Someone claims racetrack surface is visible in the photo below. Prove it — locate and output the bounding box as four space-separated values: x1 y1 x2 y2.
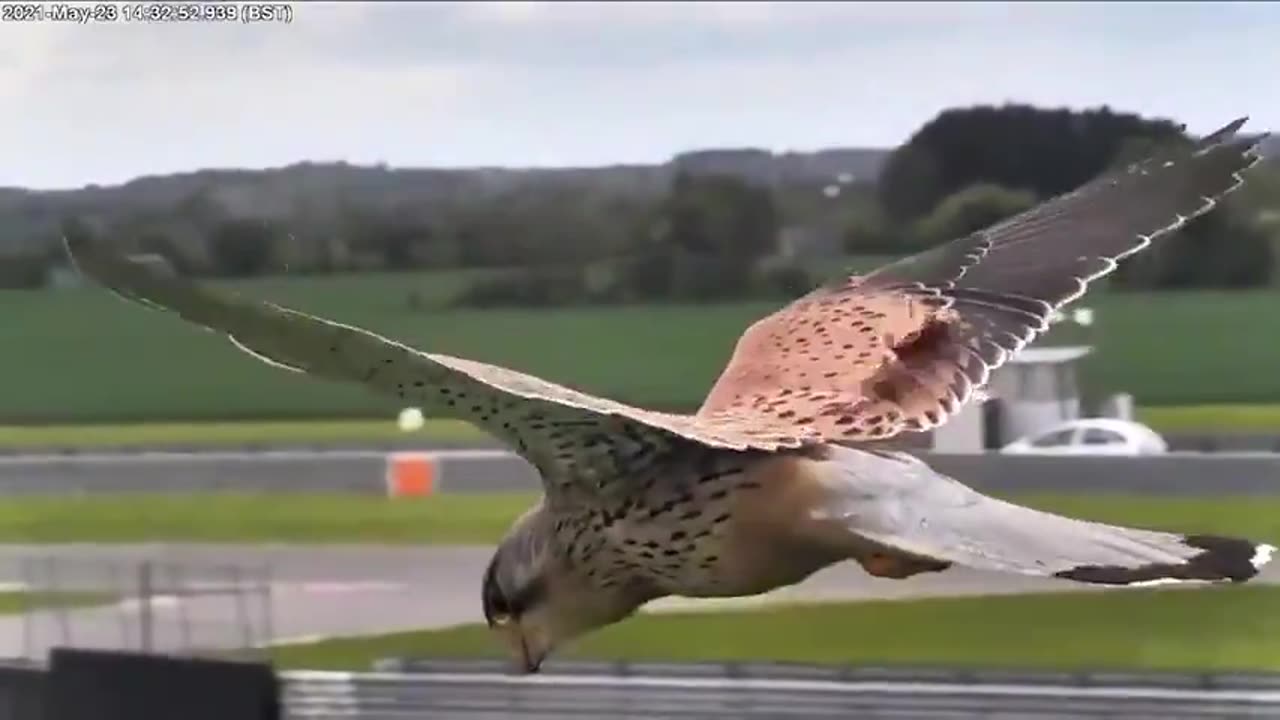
0 544 1276 660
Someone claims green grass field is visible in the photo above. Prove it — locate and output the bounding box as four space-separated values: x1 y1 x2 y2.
0 280 771 423
270 585 1280 672
6 268 1280 424
0 492 1275 546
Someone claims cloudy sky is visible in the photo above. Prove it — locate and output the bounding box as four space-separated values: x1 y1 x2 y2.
0 1 1276 189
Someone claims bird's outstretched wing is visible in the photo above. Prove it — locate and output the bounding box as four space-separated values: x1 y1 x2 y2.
698 118 1266 441
63 235 817 503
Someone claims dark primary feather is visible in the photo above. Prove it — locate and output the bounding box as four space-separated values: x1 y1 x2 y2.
1056 534 1267 585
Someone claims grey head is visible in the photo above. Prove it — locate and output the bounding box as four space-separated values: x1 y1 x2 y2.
480 502 657 673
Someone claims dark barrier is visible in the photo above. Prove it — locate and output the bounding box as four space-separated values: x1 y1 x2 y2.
281 663 1280 719
0 451 387 495
42 648 280 720
0 663 45 720
2 448 1280 498
1166 432 1280 453
8 653 1280 719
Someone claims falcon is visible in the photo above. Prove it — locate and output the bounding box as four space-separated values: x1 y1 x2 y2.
64 117 1273 673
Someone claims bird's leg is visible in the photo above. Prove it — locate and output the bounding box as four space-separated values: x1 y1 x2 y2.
848 537 951 579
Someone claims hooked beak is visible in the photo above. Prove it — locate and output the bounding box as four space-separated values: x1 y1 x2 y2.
495 618 544 674
517 637 544 674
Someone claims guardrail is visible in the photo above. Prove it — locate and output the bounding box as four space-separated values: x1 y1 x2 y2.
279 661 1280 719
1167 432 1280 453
7 656 1280 719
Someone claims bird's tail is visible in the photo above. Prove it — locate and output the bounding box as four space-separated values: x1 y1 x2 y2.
811 445 1274 586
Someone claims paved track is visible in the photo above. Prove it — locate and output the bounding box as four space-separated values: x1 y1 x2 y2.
1 544 1276 659
5 448 1280 495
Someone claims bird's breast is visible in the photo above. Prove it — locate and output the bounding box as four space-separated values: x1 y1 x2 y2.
565 448 846 598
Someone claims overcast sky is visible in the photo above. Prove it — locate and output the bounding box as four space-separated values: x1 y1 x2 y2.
0 1 1275 190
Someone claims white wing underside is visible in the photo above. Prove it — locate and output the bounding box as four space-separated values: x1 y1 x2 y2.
814 446 1272 584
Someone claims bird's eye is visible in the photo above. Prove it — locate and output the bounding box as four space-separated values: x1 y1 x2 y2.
485 592 512 626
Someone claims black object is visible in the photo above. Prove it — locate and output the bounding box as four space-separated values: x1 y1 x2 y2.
0 662 47 720
42 648 280 720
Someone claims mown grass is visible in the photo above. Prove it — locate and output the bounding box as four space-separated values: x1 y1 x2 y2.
5 402 1280 452
6 270 1280 424
0 418 489 451
271 585 1280 672
0 591 114 614
1075 290 1280 406
0 493 537 544
0 492 1274 547
1138 404 1280 433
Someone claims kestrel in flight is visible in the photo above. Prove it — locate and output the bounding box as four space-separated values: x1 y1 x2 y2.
65 117 1273 673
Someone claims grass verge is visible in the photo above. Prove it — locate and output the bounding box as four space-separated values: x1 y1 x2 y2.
1139 404 1280 434
0 591 114 614
4 401 1280 453
0 419 489 451
0 493 536 544
0 492 1274 548
270 585 1280 672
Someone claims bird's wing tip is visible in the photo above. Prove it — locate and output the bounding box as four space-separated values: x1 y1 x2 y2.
1218 116 1248 137
1197 116 1249 148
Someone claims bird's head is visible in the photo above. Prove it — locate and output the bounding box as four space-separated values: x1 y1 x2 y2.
481 504 651 674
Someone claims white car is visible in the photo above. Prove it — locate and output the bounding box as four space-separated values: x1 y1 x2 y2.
1001 418 1168 456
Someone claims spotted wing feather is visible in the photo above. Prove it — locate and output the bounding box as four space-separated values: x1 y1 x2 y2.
64 235 816 504
697 289 961 441
700 118 1266 440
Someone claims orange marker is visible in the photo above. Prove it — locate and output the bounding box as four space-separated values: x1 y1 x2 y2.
385 452 436 498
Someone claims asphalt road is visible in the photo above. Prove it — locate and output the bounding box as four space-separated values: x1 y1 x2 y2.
1 544 1277 660
4 448 1280 495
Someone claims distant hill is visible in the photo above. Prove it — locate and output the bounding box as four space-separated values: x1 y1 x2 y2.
0 147 891 256
672 147 888 186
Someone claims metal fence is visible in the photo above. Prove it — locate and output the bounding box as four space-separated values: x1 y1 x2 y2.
279 661 1280 719
1 554 274 663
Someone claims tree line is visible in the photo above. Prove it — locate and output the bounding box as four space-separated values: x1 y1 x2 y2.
2 103 1276 299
